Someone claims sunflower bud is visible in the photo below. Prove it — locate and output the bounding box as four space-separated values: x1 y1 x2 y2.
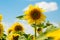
37 28 42 34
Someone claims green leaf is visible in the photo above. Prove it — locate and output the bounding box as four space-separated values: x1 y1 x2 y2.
1 37 6 40
3 34 7 37
16 15 24 20
44 25 59 34
18 36 26 40
46 21 52 26
37 23 46 28
45 37 54 40
31 24 36 28
23 34 28 38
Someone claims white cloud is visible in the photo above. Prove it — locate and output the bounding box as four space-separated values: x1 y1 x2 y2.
50 22 59 27
19 20 34 35
23 2 58 12
36 2 58 12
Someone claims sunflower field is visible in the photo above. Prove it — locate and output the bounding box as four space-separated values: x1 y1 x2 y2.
0 5 60 40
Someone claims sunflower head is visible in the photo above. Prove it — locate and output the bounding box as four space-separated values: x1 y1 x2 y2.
0 14 3 22
7 33 20 40
12 34 20 40
12 22 24 32
24 5 46 24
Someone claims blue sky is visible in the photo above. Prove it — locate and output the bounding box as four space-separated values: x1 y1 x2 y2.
0 0 60 23
0 0 60 34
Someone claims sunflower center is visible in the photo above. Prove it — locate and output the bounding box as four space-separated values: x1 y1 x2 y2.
14 25 23 31
13 36 19 40
30 9 41 20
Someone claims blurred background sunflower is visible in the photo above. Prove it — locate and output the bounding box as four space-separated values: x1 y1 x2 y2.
0 14 3 22
0 24 4 38
8 22 24 33
7 33 20 40
7 28 13 34
46 29 60 40
0 14 4 38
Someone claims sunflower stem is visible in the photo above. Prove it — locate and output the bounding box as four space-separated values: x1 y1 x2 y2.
35 26 36 40
35 21 37 40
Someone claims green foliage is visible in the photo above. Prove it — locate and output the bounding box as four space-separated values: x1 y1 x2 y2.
45 37 54 40
1 16 60 40
37 23 46 28
1 34 7 40
16 15 24 20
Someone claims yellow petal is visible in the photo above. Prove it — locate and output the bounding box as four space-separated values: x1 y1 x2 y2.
0 14 3 21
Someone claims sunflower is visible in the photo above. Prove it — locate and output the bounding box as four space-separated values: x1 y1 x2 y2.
0 23 4 38
24 5 46 24
7 28 13 34
11 22 24 32
37 27 42 34
46 29 60 40
30 35 35 40
0 14 3 22
7 33 20 40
